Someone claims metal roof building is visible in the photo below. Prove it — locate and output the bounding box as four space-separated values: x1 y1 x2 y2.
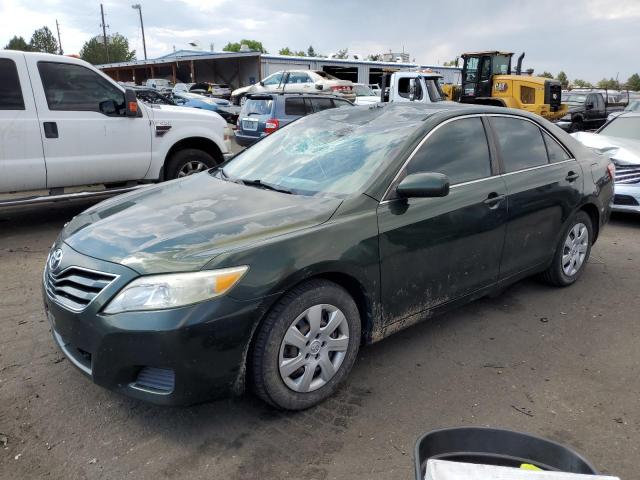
97 50 461 88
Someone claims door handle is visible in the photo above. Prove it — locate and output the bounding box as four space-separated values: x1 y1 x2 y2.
43 122 58 139
565 171 580 182
483 192 505 208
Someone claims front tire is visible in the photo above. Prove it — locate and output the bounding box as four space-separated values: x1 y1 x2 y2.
251 280 361 410
542 211 593 287
165 149 216 180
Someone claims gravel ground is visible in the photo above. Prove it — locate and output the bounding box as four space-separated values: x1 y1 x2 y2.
0 200 638 480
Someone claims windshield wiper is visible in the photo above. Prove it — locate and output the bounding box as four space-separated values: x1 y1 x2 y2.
239 179 293 194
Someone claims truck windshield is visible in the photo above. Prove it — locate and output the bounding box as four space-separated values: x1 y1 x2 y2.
221 109 411 197
599 116 640 141
563 94 587 104
425 79 444 102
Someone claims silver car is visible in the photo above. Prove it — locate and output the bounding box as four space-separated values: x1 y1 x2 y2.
572 112 640 213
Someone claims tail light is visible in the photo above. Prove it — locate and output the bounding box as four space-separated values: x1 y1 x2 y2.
223 125 231 141
331 85 352 93
265 118 279 134
607 162 615 180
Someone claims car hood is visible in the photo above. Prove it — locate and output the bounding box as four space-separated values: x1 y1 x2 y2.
571 131 640 165
147 103 225 125
62 174 342 274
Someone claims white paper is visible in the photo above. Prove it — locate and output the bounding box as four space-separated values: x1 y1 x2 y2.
425 459 620 480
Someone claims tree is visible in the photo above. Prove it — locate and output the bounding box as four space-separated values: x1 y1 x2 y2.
294 50 306 57
307 45 317 57
367 53 383 61
443 58 459 67
625 73 640 91
222 39 266 53
556 71 569 89
573 79 593 88
597 77 620 90
80 33 136 65
4 35 30 51
539 71 554 79
278 46 292 55
29 26 58 54
333 48 348 59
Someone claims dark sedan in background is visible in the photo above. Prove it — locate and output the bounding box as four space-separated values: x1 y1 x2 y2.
43 103 613 410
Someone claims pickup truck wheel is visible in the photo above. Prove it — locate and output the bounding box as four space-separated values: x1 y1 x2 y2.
166 149 215 179
251 279 361 410
569 119 584 133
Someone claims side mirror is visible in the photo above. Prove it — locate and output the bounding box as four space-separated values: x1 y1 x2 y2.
315 81 323 90
585 102 594 110
259 81 265 86
125 88 139 117
396 173 450 198
99 99 117 115
409 79 416 101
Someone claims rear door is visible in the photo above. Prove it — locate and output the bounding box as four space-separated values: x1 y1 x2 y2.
0 54 46 193
489 115 582 279
377 116 508 323
26 59 151 188
284 72 314 94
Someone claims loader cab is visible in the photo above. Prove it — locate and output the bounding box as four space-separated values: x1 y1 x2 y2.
461 51 513 102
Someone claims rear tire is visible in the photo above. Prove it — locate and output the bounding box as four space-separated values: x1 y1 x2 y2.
165 149 216 180
251 280 361 410
542 211 593 287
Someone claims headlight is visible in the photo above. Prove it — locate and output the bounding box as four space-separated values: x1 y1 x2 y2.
103 266 248 314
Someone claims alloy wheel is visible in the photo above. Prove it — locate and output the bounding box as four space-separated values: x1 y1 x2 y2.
178 160 209 177
562 222 589 277
278 304 349 393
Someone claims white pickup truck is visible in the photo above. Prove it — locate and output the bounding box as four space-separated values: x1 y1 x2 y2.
0 51 231 207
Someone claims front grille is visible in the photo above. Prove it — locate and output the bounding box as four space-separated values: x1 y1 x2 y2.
132 367 175 394
614 194 639 206
615 165 640 184
45 266 117 312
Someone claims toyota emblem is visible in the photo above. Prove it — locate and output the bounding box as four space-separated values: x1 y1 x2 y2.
49 248 64 271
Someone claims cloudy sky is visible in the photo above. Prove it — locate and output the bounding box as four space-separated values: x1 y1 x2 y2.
1 0 638 82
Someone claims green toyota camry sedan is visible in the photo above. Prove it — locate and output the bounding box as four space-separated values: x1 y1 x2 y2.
43 103 614 410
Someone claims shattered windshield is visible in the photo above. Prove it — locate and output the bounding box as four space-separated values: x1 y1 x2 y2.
222 109 411 196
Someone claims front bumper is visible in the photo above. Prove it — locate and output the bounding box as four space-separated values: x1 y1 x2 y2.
43 245 263 406
612 183 640 213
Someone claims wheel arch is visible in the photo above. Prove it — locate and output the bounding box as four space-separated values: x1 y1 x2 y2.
163 137 224 180
579 202 601 244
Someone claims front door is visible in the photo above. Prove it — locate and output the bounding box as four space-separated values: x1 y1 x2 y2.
477 55 493 98
377 116 508 324
27 60 152 188
488 115 583 279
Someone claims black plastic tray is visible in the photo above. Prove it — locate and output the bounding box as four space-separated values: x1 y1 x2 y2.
414 427 598 479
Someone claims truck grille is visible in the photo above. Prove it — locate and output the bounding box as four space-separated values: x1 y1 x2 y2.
44 266 117 312
615 165 640 184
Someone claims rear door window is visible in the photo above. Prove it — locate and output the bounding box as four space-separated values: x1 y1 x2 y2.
406 117 492 184
309 98 334 112
542 131 571 163
284 97 309 116
490 117 548 172
0 58 25 110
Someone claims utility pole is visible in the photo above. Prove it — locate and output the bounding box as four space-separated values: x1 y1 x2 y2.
55 19 63 55
100 3 109 63
131 4 147 60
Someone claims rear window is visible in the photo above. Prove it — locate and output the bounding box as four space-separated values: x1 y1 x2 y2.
0 58 25 110
309 98 334 112
315 71 339 80
242 98 273 116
